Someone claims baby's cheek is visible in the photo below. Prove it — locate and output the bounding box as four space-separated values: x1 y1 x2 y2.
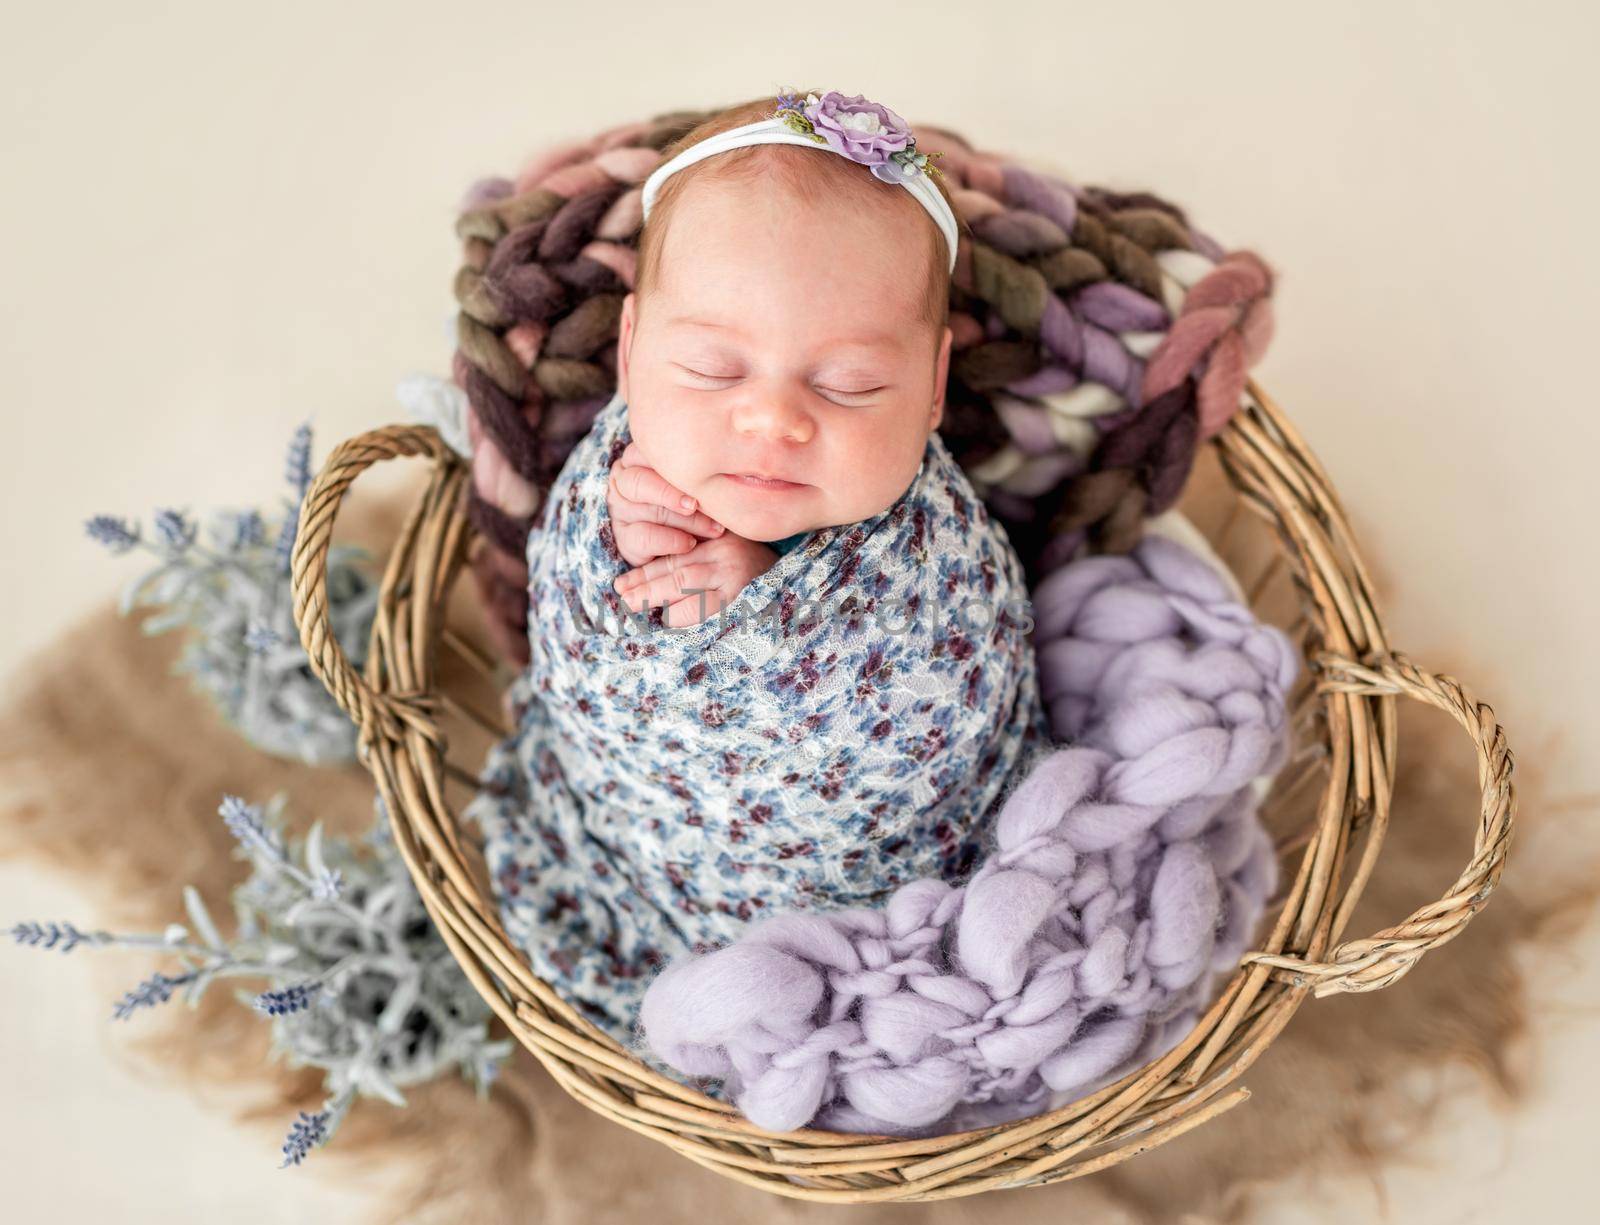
630 415 705 499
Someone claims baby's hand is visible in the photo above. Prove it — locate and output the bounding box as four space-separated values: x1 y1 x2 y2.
606 442 724 568
613 533 779 629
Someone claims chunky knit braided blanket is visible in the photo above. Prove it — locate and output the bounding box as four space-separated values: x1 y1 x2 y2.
449 112 1276 672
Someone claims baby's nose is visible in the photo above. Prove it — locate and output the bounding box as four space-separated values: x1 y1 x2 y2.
731 395 814 443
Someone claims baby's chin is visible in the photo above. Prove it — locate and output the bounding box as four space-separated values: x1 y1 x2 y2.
696 475 820 543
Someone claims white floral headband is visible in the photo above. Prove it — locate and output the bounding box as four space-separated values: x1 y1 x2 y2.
639 88 959 274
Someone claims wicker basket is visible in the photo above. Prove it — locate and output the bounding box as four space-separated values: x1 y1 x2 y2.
289 376 1515 1202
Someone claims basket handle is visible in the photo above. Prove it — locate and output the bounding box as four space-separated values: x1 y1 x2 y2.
1240 649 1515 997
289 423 462 756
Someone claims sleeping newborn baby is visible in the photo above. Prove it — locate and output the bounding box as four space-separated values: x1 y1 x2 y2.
464 90 1053 1047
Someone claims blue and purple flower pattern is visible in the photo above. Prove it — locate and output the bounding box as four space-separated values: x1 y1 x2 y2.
462 389 1052 1048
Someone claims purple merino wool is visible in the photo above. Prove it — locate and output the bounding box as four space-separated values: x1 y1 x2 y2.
633 533 1299 1135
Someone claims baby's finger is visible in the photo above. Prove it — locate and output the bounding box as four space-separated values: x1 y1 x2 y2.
610 460 701 517
613 559 713 610
663 584 740 628
615 519 697 565
616 540 710 586
609 478 725 539
615 440 651 470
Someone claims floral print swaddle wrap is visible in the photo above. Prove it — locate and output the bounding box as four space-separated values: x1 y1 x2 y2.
464 389 1053 1047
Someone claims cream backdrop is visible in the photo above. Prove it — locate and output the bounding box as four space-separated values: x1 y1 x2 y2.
2 1 1596 1220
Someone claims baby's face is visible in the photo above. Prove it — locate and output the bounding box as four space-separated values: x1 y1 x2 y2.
616 178 953 545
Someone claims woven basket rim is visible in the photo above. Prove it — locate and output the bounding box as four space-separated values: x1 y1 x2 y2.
288 375 1516 1201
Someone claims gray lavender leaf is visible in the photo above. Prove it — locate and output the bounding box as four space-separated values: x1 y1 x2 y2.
89 420 381 766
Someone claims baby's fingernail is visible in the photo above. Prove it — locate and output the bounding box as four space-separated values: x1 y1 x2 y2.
711 523 724 534
680 495 695 511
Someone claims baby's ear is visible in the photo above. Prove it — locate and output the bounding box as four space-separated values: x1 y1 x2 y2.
617 293 637 401
929 325 953 431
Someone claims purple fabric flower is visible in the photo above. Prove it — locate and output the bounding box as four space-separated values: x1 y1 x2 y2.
802 91 912 174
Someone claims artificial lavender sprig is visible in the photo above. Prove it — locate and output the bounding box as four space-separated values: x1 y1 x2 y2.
276 418 313 578
254 980 323 1017
10 920 112 954
229 508 266 552
9 789 514 1168
280 1106 330 1167
114 970 202 1021
220 793 288 862
153 508 198 555
219 796 367 933
273 507 300 578
278 1086 356 1169
284 420 313 503
82 419 380 766
85 515 140 554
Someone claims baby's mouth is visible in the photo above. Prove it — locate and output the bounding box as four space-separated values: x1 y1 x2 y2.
723 472 808 491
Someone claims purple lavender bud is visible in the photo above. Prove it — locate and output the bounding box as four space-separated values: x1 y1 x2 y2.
219 794 286 860
84 515 141 554
112 969 199 1021
253 980 323 1017
274 503 300 577
152 507 198 554
279 1108 330 1168
11 919 107 953
284 421 313 501
229 509 266 552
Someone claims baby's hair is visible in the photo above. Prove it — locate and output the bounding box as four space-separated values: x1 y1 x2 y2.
634 90 960 352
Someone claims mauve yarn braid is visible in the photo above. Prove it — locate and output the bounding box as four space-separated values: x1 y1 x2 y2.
449 108 1276 666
